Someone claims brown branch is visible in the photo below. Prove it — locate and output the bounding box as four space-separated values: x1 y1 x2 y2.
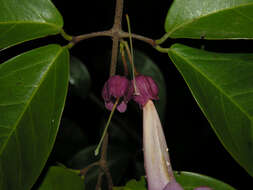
120 44 129 75
95 172 104 190
79 162 99 177
121 31 156 47
113 0 124 30
109 0 124 76
110 37 120 76
71 30 156 48
79 134 113 190
121 40 138 75
100 133 109 160
99 133 113 190
72 31 112 43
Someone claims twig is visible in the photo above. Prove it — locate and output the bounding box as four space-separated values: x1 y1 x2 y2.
95 172 104 190
79 162 99 177
72 31 112 43
79 134 113 190
121 40 138 75
70 30 156 48
120 43 129 75
121 31 156 47
110 37 120 76
99 133 113 190
113 0 124 30
109 0 124 76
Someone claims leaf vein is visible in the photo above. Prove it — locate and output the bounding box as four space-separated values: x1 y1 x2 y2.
0 47 63 157
167 3 253 37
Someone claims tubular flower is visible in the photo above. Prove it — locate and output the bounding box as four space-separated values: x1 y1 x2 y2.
143 100 184 190
138 76 213 190
102 75 130 113
130 75 159 107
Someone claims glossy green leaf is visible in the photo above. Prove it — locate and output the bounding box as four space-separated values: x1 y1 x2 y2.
0 45 69 189
165 0 253 39
113 177 146 190
114 172 234 190
123 177 146 190
175 171 235 190
69 56 91 99
0 0 63 49
39 166 84 190
168 44 253 177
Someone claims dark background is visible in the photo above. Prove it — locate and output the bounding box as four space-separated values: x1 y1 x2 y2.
24 0 253 189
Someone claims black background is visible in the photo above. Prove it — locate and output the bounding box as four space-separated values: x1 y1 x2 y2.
20 0 253 189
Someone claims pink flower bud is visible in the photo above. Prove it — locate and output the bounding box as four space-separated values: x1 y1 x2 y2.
130 75 159 107
102 75 130 113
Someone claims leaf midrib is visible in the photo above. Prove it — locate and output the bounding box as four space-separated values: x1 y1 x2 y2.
169 48 252 175
0 47 63 156
170 48 253 121
167 3 253 37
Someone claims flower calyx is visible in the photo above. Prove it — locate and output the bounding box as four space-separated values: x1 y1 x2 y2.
130 75 159 107
102 75 131 113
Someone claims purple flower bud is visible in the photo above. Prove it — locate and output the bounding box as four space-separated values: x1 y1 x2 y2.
130 75 159 107
102 75 130 113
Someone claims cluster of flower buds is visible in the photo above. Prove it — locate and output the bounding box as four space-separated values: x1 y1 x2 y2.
102 75 159 111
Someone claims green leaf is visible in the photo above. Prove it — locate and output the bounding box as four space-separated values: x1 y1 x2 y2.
114 172 235 190
168 44 253 177
69 56 91 99
0 0 63 49
124 177 146 190
165 0 253 39
175 171 235 190
0 44 69 189
114 177 146 190
39 166 84 190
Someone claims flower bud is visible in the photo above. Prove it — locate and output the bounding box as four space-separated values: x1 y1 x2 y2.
130 75 159 107
143 100 181 190
102 75 130 113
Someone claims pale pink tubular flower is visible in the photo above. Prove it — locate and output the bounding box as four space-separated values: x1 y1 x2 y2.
129 75 183 190
143 100 184 190
132 75 212 190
